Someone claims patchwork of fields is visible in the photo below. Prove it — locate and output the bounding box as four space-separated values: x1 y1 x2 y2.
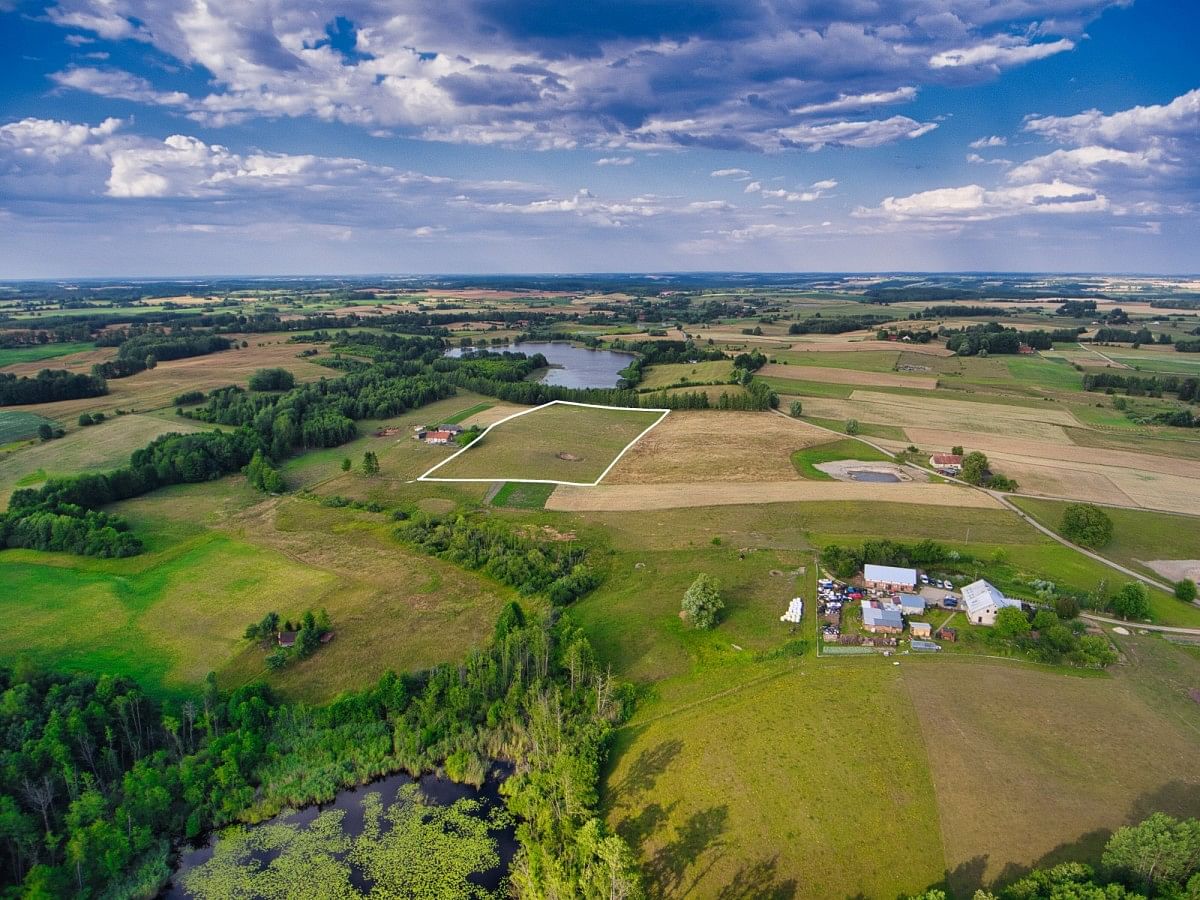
4 302 1200 898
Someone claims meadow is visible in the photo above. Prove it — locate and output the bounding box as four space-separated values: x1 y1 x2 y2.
638 360 733 389
424 402 666 484
0 341 96 366
0 413 206 503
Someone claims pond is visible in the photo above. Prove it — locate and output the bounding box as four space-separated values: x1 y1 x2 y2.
167 769 516 899
848 470 902 483
446 341 634 389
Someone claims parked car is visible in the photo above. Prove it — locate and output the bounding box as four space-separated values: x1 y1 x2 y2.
920 574 930 585
944 597 958 608
941 580 953 590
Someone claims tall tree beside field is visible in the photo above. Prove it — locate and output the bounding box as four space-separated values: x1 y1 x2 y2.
1102 813 1200 895
1110 582 1151 621
682 574 724 629
1060 503 1114 549
361 450 380 476
959 451 989 485
789 400 803 418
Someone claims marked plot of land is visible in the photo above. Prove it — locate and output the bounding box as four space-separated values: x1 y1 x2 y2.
422 401 667 484
606 410 830 484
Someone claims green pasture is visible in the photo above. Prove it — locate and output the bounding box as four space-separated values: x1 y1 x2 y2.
0 341 96 367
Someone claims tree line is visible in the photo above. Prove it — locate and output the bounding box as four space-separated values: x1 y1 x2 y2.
788 315 889 335
1084 371 1198 401
0 369 107 405
1 429 261 556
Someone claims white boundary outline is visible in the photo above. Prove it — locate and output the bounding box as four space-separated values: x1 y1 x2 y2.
417 399 670 487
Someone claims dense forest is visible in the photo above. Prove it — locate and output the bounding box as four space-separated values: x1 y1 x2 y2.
0 607 643 898
0 369 107 405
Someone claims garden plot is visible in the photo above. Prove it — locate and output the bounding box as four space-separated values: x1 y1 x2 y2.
605 411 829 484
420 401 667 486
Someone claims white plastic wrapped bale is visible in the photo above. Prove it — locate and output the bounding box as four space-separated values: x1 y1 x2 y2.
781 597 804 623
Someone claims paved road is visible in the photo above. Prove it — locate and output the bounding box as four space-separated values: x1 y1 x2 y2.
991 491 1174 593
1082 613 1200 636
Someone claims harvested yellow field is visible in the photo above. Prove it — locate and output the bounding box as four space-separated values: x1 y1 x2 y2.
1103 470 1200 515
802 392 1076 442
988 459 1137 505
758 363 938 390
546 480 1000 511
786 339 954 356
18 336 330 422
605 411 829 483
904 428 1199 477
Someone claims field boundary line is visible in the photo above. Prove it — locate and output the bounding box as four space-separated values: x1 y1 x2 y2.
416 399 670 487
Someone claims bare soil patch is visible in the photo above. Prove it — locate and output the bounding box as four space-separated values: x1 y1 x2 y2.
814 460 924 482
546 480 999 511
1143 560 1200 583
605 411 829 484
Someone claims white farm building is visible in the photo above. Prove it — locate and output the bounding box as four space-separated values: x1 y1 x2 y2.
961 579 1022 626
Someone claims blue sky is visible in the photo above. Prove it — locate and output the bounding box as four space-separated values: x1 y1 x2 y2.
0 0 1196 276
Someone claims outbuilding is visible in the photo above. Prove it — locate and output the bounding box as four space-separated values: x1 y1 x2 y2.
909 621 932 638
863 564 918 592
895 592 926 616
861 601 903 634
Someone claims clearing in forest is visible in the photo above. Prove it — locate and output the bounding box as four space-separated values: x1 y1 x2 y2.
419 400 668 486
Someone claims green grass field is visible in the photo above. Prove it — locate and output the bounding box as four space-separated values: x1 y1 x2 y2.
604 662 944 898
799 415 907 441
1012 497 1200 582
491 481 555 509
790 436 893 479
426 402 664 483
0 479 519 702
770 349 901 371
638 361 734 389
0 341 96 367
0 413 206 502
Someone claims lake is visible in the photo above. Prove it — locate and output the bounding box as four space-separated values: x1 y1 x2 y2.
166 769 516 898
446 341 634 389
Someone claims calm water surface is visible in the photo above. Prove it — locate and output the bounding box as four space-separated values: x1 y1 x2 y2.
445 341 633 388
